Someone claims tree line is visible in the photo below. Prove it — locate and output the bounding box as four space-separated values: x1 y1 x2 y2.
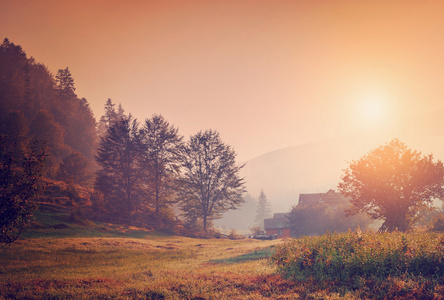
94 102 246 232
0 38 97 183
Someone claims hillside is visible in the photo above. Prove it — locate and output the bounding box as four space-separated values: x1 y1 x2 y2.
216 113 444 231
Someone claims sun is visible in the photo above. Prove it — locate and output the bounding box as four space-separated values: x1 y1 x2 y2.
357 90 390 128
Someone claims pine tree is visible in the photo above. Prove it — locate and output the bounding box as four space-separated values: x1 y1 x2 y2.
255 190 272 229
55 67 76 101
140 115 183 225
97 99 126 137
95 116 142 220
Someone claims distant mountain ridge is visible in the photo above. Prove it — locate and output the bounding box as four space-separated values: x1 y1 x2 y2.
242 124 444 213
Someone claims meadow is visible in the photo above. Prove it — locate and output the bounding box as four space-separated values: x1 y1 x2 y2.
0 229 285 299
2 225 444 299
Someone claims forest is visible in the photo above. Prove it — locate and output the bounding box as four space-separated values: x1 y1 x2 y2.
0 38 246 243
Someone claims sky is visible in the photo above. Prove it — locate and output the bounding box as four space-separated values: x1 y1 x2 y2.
2 0 444 161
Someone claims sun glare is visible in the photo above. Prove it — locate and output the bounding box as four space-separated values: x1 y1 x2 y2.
357 90 390 128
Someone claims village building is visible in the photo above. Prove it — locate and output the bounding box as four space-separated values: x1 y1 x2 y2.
263 189 348 238
263 213 291 238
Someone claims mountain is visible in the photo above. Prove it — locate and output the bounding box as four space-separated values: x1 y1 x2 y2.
243 132 444 213
216 112 444 232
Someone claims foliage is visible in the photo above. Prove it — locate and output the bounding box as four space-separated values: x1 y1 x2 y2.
272 231 444 285
55 67 76 101
338 139 444 232
177 130 246 232
139 114 183 225
429 210 444 232
0 38 97 181
95 116 143 220
249 225 262 236
0 136 47 243
56 151 94 186
255 190 272 229
288 202 371 237
97 98 126 137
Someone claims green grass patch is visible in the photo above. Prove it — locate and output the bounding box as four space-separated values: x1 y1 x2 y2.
211 246 275 264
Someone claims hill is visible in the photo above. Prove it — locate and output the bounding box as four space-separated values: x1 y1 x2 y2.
216 113 444 231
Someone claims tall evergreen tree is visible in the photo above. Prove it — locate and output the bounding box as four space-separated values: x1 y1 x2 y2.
95 116 142 220
97 99 126 137
255 190 272 229
140 115 183 224
55 67 76 101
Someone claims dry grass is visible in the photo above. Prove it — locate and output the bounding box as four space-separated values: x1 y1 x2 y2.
1 235 294 299
3 232 443 299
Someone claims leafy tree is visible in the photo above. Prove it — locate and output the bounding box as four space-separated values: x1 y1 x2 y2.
0 111 30 163
56 151 93 186
338 139 444 232
177 130 246 232
95 116 142 220
139 114 183 225
29 109 70 177
0 136 47 243
255 190 272 229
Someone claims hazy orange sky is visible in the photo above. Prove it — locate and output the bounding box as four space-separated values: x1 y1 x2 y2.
3 0 444 161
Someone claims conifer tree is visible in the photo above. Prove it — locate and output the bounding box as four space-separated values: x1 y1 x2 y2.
95 116 142 220
255 190 272 229
140 115 183 225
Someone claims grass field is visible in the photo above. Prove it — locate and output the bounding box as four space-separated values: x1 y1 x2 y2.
1 233 286 299
2 207 444 299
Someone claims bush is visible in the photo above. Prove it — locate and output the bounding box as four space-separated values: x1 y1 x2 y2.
228 229 244 240
271 231 444 283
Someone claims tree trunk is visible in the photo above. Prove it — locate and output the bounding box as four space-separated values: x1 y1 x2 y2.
379 208 409 232
203 214 207 232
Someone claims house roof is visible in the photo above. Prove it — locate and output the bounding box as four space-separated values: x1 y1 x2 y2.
264 190 349 231
298 189 348 206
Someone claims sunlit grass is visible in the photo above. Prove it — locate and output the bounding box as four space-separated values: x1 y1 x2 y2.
0 236 284 299
3 231 444 299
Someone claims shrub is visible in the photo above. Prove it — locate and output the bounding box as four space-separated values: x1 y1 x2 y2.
271 231 444 283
